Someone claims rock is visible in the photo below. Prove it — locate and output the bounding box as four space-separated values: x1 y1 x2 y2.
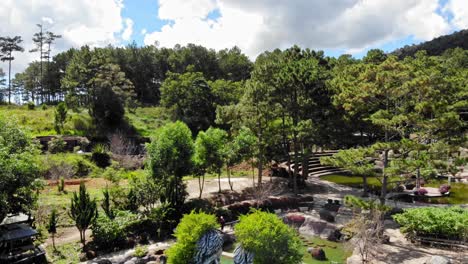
96 260 112 264
306 247 314 254
124 260 136 264
310 247 326 261
86 250 97 260
319 209 335 222
327 228 342 242
425 256 451 264
79 252 88 262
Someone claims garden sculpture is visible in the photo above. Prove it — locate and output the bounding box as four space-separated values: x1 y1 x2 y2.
193 229 224 264
233 244 254 264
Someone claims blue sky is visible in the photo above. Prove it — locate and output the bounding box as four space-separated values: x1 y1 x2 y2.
0 0 467 73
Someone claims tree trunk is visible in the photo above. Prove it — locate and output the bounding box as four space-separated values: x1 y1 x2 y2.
292 132 299 195
251 162 255 188
198 174 205 199
52 233 56 251
380 148 389 205
362 175 369 197
227 166 233 191
218 170 221 193
301 147 309 185
257 157 263 186
8 59 12 104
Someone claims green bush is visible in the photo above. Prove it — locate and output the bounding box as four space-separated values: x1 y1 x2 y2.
92 144 111 168
70 114 93 134
48 137 67 153
234 210 304 264
27 101 35 110
393 207 468 240
166 211 219 264
133 245 148 258
91 210 139 249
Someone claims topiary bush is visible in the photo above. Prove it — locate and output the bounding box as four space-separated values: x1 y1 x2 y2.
234 210 304 264
166 211 219 264
439 184 451 194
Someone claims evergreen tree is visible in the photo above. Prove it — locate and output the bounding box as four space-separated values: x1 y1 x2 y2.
69 182 98 248
0 36 24 104
47 208 58 251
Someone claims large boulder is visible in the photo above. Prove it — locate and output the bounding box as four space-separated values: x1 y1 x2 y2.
425 256 451 264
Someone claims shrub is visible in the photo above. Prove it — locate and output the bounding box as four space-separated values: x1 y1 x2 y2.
150 203 177 239
91 144 111 168
439 184 451 194
133 245 148 258
166 211 219 264
393 207 468 240
57 177 65 193
27 101 35 110
48 137 66 154
414 188 428 196
234 210 303 264
91 210 139 249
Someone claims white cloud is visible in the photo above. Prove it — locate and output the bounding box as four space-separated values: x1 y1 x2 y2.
444 0 468 29
0 0 130 73
141 28 147 35
145 0 453 58
122 18 134 41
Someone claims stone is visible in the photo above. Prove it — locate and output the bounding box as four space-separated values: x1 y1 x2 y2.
124 260 136 264
425 256 451 264
86 250 97 260
310 247 326 261
79 252 87 262
96 260 112 264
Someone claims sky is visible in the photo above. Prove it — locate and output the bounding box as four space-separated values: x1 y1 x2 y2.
1 0 468 74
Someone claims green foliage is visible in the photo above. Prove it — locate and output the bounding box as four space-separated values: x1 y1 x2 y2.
128 174 160 214
393 207 468 240
150 203 177 239
54 102 68 134
47 208 58 235
48 136 66 153
40 153 98 178
166 211 219 264
27 101 35 110
91 144 111 168
234 210 304 264
0 118 39 222
161 71 215 133
133 245 148 258
69 182 98 247
101 186 114 219
91 210 139 249
57 177 65 193
147 121 193 209
343 195 390 212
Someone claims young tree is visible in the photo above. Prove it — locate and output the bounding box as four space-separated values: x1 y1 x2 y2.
54 102 67 134
0 36 24 104
101 186 114 219
47 208 58 251
194 127 228 194
147 121 193 209
69 182 98 248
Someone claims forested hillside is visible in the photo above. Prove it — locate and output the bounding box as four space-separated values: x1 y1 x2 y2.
392 29 468 58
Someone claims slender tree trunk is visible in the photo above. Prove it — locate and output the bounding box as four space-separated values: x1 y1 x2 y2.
380 148 389 205
292 129 299 195
8 58 12 104
227 166 233 191
362 174 369 197
218 170 221 193
251 162 255 188
52 233 56 251
198 174 205 199
301 147 309 185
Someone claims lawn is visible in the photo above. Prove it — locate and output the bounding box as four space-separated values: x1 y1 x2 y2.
126 106 171 137
320 174 401 189
45 241 82 264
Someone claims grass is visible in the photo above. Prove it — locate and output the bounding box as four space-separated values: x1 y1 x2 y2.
220 237 350 264
45 241 82 264
321 174 468 204
126 107 172 137
0 104 92 136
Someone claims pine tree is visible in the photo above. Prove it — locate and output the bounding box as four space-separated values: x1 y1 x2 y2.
69 182 98 248
47 208 58 251
0 36 24 104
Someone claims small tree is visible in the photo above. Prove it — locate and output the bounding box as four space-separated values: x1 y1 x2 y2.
166 211 220 264
69 182 98 248
194 127 228 194
234 210 304 264
47 208 58 251
54 102 68 134
101 186 114 219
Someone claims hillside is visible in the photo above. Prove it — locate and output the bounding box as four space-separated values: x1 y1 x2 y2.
392 29 468 58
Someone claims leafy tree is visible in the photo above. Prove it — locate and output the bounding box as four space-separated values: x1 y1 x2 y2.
128 174 160 215
227 127 257 190
69 182 98 248
0 36 24 104
47 208 58 251
234 210 303 264
166 211 220 264
160 71 215 133
321 148 375 196
147 121 193 209
54 102 68 134
194 127 228 195
0 118 40 223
